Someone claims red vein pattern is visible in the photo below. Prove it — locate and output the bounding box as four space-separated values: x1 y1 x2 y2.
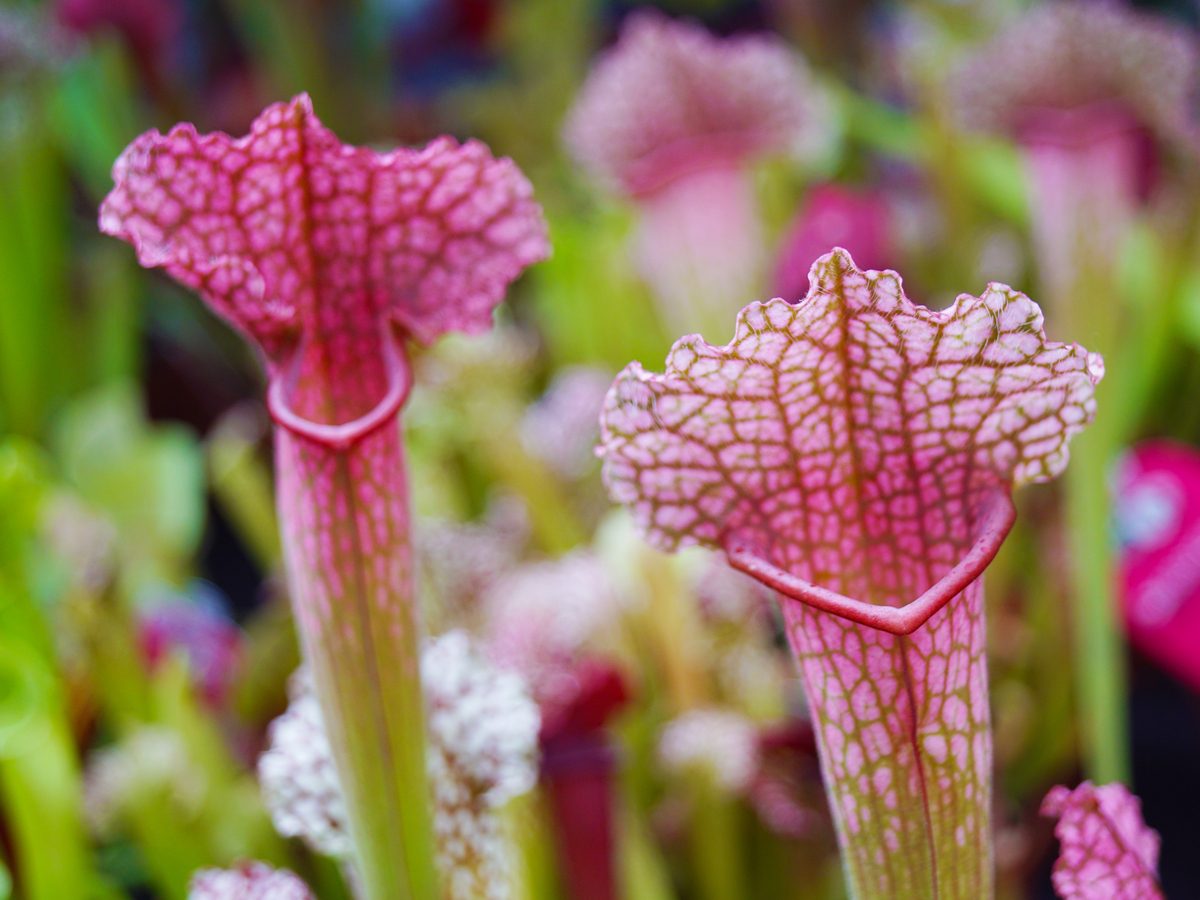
100 94 547 421
100 95 548 900
1041 781 1163 900
599 249 1102 898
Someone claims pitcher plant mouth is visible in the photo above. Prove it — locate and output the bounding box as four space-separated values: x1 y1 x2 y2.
725 491 1016 636
267 329 412 451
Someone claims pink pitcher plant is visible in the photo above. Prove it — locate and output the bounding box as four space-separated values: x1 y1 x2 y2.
565 11 821 337
599 248 1103 896
100 95 548 899
953 1 1198 314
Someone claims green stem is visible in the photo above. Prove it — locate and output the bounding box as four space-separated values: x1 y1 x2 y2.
689 775 742 900
0 452 91 900
1063 400 1129 783
484 439 585 554
1062 230 1130 784
274 406 437 899
207 405 282 570
0 642 90 900
0 94 70 436
616 797 673 900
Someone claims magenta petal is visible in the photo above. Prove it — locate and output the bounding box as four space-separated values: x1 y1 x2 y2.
599 248 1102 896
1117 441 1200 693
565 11 817 197
1041 782 1163 900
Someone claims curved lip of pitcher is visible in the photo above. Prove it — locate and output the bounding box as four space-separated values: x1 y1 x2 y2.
266 329 412 451
723 490 1017 636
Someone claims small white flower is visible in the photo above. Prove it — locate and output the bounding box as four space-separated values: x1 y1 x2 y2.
659 708 760 794
258 632 540 899
189 862 313 900
423 630 541 900
257 670 353 859
84 728 204 837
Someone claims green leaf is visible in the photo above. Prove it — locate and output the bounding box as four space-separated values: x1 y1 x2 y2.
49 39 141 199
0 88 71 436
530 210 669 371
52 384 205 588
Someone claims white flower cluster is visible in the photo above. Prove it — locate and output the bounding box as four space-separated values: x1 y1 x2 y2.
84 728 204 837
424 630 541 900
257 670 353 859
422 630 540 806
658 708 760 794
258 632 539 899
188 862 313 900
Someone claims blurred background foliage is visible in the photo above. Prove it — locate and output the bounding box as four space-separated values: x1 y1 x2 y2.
1 0 1199 897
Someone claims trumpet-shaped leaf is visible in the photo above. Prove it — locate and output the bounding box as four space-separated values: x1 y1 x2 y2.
951 4 1197 309
599 249 1102 897
101 95 548 900
1041 781 1162 900
564 12 823 336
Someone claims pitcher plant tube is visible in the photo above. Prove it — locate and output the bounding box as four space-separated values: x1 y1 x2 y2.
100 94 549 900
599 249 1102 898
